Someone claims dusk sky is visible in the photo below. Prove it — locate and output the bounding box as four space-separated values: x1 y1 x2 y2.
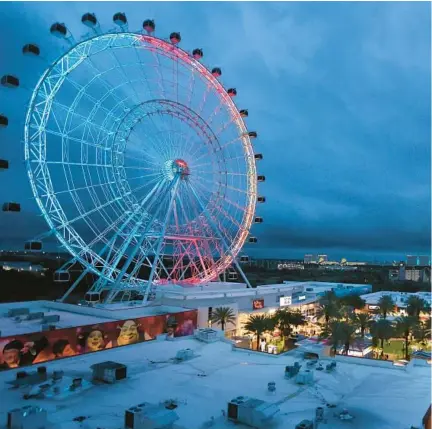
0 1 430 262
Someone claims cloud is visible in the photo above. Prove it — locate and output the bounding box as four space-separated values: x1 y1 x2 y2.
0 2 430 262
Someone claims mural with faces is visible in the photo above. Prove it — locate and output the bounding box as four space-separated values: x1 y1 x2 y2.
0 310 198 371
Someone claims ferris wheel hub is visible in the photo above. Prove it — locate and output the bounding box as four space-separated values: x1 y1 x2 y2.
163 159 190 181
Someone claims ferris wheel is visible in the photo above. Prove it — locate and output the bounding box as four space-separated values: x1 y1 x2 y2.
2 12 266 303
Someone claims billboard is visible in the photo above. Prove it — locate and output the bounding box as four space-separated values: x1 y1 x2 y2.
0 310 197 371
252 299 264 310
279 296 292 306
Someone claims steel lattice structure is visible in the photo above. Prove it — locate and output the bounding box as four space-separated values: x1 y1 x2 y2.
24 28 260 303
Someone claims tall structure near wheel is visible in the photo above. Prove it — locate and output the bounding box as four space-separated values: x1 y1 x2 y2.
2 12 267 304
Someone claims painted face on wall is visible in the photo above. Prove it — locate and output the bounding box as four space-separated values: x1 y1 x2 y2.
86 330 105 351
3 349 20 367
117 320 139 345
60 344 75 357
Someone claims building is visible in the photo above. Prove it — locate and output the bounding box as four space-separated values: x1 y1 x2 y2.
277 262 304 270
304 254 318 264
407 255 418 266
318 255 328 263
407 255 431 267
394 265 430 283
405 268 429 282
158 281 372 338
360 291 432 318
388 269 400 282
419 255 431 266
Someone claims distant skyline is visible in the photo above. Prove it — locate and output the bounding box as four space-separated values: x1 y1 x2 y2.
0 1 430 261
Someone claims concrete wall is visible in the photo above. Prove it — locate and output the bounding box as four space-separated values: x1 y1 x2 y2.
412 358 431 367
332 355 406 370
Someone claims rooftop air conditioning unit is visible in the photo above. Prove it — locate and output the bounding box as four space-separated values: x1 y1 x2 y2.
125 402 179 429
7 405 47 429
227 396 279 428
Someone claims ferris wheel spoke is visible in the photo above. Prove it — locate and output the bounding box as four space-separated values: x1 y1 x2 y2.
104 178 167 281
193 240 212 279
189 160 214 169
123 151 160 166
107 49 142 105
129 173 162 196
127 173 163 185
186 181 235 247
122 165 159 171
187 181 252 287
140 177 181 301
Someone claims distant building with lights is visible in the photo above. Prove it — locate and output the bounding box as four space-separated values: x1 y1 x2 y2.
406 255 431 267
418 255 431 266
388 265 430 283
304 254 318 264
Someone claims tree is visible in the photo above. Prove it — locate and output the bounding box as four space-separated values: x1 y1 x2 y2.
370 319 394 350
211 307 236 331
413 321 431 346
406 296 429 319
243 315 270 350
377 295 395 319
272 309 306 348
352 312 374 338
339 321 357 355
324 320 356 356
316 291 340 327
395 316 417 360
339 295 366 311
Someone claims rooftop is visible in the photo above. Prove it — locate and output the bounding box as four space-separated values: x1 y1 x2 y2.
0 338 428 429
361 291 432 306
0 301 190 338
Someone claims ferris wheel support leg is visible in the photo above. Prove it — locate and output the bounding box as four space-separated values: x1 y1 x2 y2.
60 205 148 303
187 182 253 289
102 179 165 286
142 178 182 304
59 264 92 303
105 177 181 304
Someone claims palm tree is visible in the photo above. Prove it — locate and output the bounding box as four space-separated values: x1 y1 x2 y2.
377 295 395 319
339 295 366 311
243 314 270 350
340 321 357 355
370 319 394 350
325 320 355 356
211 307 236 331
273 309 306 348
413 321 431 346
316 291 340 327
406 296 429 319
352 312 374 338
395 316 417 360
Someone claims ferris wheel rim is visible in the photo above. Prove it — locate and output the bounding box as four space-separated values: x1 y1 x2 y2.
24 30 257 286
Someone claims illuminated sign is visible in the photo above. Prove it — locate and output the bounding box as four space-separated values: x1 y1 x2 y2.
298 295 306 301
279 296 292 306
253 299 264 310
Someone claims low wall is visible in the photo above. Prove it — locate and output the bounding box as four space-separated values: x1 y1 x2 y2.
232 345 281 358
412 358 431 367
332 355 406 370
